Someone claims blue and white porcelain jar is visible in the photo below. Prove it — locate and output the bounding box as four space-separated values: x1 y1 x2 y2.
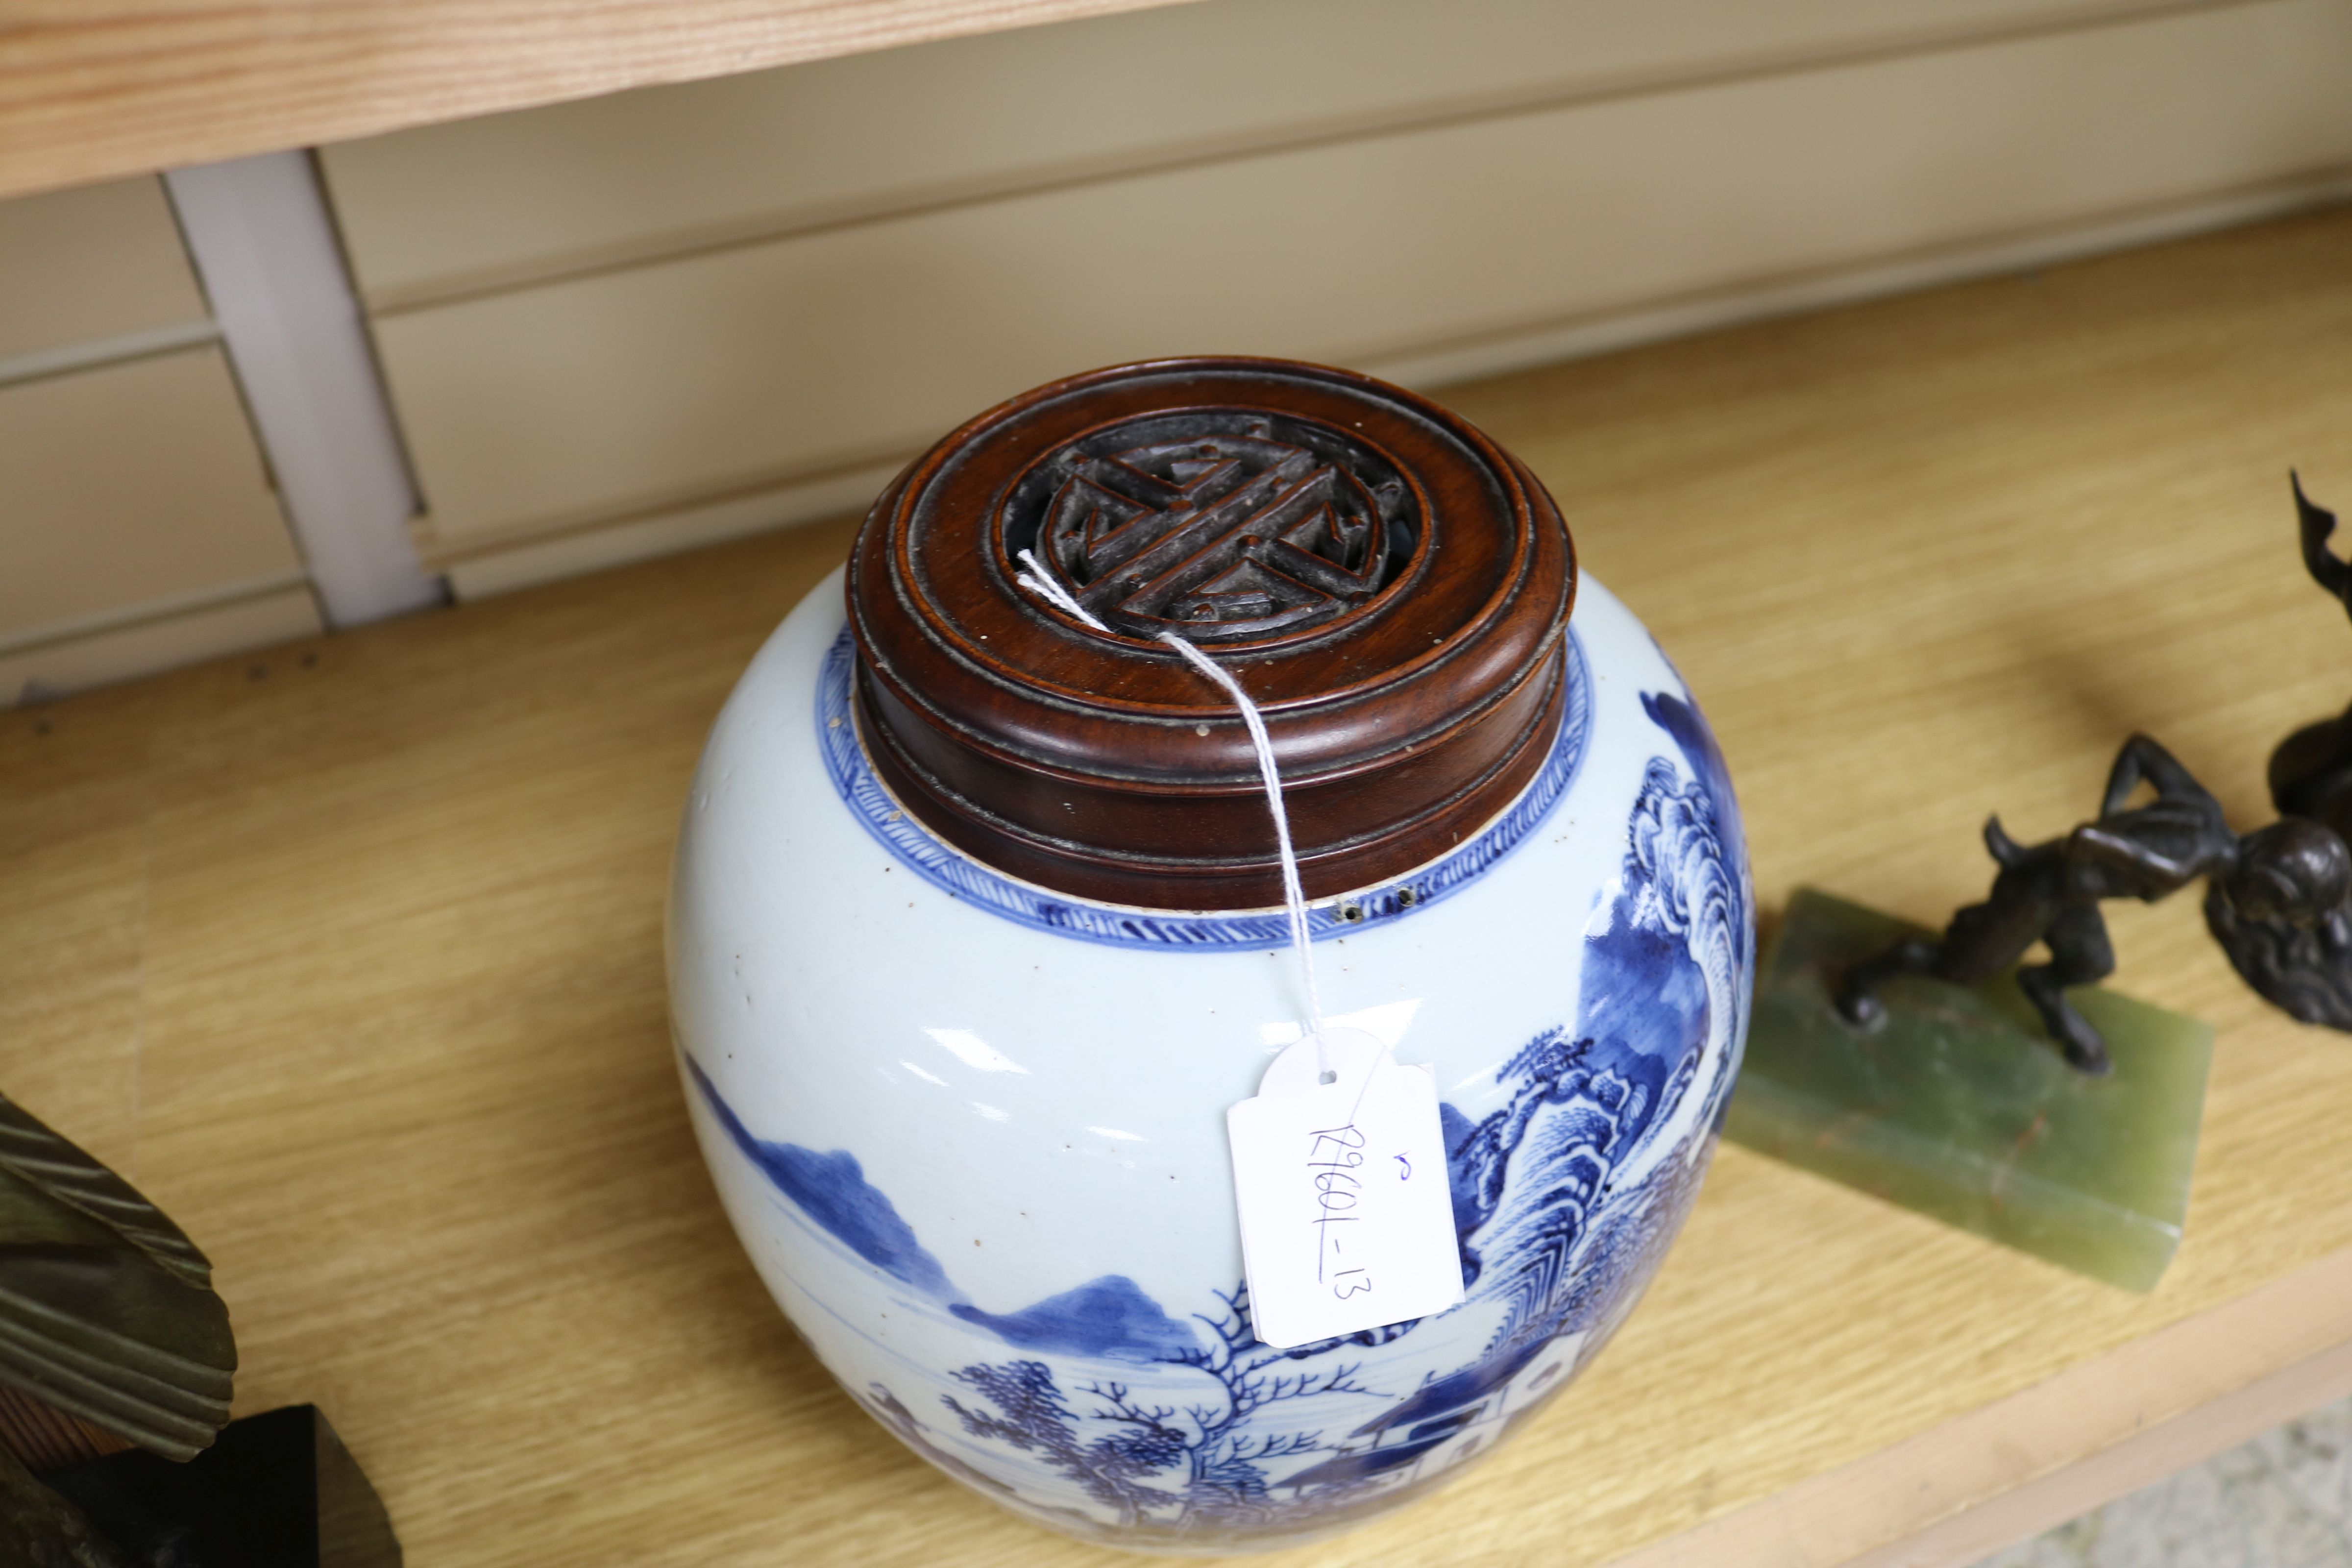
670 359 1751 1551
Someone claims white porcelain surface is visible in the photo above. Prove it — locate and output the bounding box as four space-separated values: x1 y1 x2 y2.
669 567 1752 1550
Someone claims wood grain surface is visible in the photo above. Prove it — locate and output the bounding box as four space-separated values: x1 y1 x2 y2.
0 0 1200 205
6 206 2352 1567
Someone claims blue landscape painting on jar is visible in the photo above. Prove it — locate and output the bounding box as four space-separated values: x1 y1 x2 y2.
686 683 1748 1548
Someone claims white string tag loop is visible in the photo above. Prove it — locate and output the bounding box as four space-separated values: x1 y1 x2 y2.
1011 549 1464 1343
1015 549 1328 1071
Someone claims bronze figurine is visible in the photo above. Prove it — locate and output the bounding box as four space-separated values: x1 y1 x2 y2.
2265 473 2352 844
1838 735 2350 1073
2204 475 2352 1028
1839 476 2352 1070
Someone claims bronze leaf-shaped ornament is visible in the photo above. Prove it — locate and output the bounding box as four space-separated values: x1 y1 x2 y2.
0 1096 233 1463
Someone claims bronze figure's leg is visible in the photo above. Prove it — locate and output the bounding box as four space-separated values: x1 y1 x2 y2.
2017 904 2116 1075
1837 879 2047 1032
1835 939 1939 1029
1930 891 2044 985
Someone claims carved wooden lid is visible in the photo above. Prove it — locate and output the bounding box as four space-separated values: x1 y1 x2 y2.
846 357 1576 910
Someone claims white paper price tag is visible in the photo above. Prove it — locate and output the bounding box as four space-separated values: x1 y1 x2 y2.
1225 1026 1465 1349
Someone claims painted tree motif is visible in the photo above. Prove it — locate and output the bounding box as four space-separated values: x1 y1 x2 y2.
941 1281 1379 1529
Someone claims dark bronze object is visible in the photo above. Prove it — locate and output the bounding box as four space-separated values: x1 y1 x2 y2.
0 1100 402 1564
0 1095 234 1460
0 1441 130 1568
1840 475 2352 1070
2204 474 2352 1027
2263 474 2352 842
1838 736 2351 1074
848 356 1575 908
0 1093 235 1563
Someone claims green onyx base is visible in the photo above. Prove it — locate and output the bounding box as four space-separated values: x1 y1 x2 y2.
1726 888 2214 1292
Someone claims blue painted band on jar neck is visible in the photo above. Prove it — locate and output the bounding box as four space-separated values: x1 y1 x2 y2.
815 626 1594 951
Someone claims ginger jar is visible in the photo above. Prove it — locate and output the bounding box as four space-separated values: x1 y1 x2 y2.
669 358 1752 1550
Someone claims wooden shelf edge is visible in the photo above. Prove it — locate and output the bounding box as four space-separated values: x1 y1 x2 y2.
0 0 1203 203
1604 1245 2352 1568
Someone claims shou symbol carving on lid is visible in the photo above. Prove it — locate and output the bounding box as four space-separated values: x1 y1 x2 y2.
1003 410 1423 643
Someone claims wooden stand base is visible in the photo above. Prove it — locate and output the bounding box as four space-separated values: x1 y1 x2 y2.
45 1406 399 1568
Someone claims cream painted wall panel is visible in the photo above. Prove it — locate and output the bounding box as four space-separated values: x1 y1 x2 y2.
0 348 306 637
0 178 209 361
319 0 2213 308
375 0 2352 556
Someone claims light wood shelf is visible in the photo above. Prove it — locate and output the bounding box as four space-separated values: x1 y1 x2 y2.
0 0 1197 204
8 206 2352 1567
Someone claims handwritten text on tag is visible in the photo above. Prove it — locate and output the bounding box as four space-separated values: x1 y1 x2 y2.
1226 1027 1465 1349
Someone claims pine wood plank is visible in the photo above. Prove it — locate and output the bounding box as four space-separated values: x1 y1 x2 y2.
312 0 2211 313
0 0 1201 205
361 0 2352 556
6 206 2352 1567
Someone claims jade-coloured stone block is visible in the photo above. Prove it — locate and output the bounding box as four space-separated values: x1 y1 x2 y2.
1726 888 2213 1291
